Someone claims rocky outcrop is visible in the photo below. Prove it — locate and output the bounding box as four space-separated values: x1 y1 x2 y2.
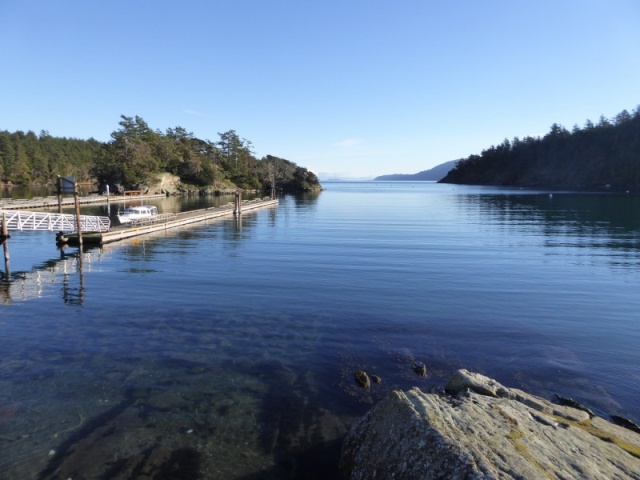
139 173 182 195
340 369 640 479
138 173 240 196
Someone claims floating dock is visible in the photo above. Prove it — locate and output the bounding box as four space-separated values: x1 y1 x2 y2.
58 197 278 246
0 193 166 211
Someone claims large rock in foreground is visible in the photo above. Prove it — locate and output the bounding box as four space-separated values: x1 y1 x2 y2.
340 369 640 479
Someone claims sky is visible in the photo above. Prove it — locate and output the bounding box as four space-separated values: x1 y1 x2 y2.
1 1 639 180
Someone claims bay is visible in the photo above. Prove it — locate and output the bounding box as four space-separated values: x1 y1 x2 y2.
1 182 639 479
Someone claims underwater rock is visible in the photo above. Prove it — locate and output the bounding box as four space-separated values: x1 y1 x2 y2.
0 403 18 427
411 361 427 377
272 364 298 386
370 374 381 385
354 371 371 389
142 391 189 411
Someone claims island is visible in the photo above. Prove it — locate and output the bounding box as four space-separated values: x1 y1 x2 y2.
0 115 322 196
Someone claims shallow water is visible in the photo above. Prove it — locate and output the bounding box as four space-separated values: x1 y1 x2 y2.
1 182 639 478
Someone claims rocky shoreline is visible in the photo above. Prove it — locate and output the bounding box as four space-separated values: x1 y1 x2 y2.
340 369 640 479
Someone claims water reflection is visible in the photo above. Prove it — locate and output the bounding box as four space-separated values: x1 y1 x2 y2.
456 192 640 271
116 205 274 260
62 253 85 306
1 185 639 479
1 184 95 198
292 189 322 206
0 246 103 305
0 202 279 305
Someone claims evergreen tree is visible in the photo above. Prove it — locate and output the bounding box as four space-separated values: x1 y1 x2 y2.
2 114 321 193
441 107 640 189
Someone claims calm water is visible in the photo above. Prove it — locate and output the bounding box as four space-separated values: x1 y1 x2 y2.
1 182 639 479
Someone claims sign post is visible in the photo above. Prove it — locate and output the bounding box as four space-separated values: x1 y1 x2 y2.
58 176 76 213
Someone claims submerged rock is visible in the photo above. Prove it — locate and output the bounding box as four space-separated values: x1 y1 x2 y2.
411 361 427 377
354 370 371 389
341 369 640 479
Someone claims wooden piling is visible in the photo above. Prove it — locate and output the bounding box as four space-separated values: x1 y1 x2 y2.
1 212 10 277
73 185 83 250
233 192 242 215
57 176 62 214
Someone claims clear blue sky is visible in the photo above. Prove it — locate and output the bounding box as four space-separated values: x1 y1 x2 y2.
1 1 639 179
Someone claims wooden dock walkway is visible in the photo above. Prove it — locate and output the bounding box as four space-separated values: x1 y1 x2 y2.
58 197 279 246
0 193 167 211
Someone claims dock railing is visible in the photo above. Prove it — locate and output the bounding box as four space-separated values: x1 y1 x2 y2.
0 209 111 232
127 213 178 227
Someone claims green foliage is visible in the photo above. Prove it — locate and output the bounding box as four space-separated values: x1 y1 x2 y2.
1 115 322 193
0 129 101 184
90 118 320 192
258 155 321 192
441 106 640 189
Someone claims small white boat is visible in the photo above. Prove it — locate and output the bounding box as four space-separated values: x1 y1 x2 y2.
117 205 158 224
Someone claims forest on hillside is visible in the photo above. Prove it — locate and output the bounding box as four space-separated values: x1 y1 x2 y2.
441 106 640 189
0 115 321 193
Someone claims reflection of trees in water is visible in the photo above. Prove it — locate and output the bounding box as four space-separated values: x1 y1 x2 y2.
456 193 640 271
114 204 278 261
3 192 316 304
1 184 95 198
293 189 322 206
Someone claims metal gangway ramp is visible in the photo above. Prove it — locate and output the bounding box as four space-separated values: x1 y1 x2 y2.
0 209 111 232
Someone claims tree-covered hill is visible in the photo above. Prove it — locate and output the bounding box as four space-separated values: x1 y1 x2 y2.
0 130 101 185
440 106 640 190
0 115 321 194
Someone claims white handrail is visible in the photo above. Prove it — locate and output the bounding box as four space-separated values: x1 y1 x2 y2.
0 209 110 232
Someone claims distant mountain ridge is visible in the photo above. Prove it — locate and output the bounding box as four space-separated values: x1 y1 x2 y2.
374 160 457 181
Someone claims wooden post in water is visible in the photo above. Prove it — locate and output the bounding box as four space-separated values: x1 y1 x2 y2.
1 212 10 278
74 183 83 250
57 176 62 214
234 192 242 215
